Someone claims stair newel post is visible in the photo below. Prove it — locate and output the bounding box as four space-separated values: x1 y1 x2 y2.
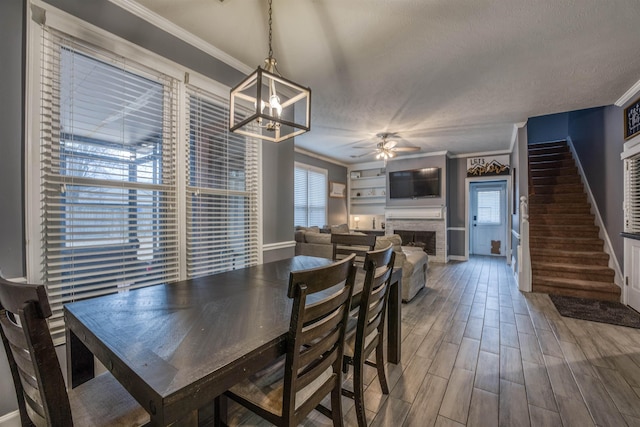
518 195 532 292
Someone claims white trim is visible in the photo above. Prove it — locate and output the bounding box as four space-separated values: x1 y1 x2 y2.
621 134 640 159
449 149 513 159
385 207 445 220
509 124 518 153
566 137 624 296
0 410 20 427
386 150 449 162
511 229 521 240
448 255 466 262
107 0 253 75
447 227 465 231
615 78 640 107
263 241 296 251
295 147 349 168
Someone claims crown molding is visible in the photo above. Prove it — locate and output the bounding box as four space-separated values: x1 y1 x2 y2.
108 0 253 75
616 78 640 107
294 147 350 167
449 149 512 159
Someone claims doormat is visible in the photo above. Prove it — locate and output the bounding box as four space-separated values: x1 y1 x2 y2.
549 294 640 329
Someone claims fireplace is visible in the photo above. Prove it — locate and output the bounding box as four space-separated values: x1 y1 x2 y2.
395 230 436 256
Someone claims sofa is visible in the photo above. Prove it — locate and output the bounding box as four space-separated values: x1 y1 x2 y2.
294 226 428 302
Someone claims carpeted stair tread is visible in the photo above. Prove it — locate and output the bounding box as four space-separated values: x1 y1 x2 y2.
530 248 609 265
531 183 585 194
533 275 621 294
530 167 578 177
528 152 573 162
531 175 582 185
529 193 587 203
529 205 592 214
529 159 576 169
532 261 614 275
530 214 595 224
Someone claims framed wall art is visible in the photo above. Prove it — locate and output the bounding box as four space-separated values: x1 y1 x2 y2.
329 181 346 198
625 95 640 140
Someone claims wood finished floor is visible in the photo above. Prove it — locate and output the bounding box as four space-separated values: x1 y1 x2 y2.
225 256 640 426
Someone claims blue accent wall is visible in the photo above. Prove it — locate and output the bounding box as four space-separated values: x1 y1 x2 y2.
527 112 569 144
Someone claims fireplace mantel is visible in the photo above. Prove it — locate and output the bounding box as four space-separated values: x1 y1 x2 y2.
385 206 445 220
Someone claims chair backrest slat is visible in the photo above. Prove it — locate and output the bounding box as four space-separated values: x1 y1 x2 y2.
282 254 356 425
331 233 377 264
0 276 73 426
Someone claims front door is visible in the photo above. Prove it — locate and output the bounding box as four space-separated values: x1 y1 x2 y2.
470 182 507 256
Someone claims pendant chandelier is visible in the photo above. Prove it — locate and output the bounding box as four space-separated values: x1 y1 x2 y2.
229 0 311 143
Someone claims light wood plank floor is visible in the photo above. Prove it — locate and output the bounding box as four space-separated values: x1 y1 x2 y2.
225 256 640 426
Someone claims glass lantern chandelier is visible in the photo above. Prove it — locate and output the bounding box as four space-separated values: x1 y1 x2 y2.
229 0 311 143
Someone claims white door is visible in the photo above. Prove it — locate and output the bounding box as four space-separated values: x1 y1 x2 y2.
470 182 507 256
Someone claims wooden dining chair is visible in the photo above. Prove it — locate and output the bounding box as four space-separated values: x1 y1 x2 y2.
0 276 150 427
220 254 357 427
331 233 377 265
342 244 395 427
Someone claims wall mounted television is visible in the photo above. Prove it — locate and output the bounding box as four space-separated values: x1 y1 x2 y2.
389 167 441 199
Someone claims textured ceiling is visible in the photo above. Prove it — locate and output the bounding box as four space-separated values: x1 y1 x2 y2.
131 0 640 164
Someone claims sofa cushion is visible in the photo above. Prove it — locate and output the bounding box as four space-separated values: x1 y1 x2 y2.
375 234 402 252
304 232 332 245
330 223 350 234
296 225 320 233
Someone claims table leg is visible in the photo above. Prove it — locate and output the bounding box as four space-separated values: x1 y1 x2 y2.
387 274 401 364
66 327 94 388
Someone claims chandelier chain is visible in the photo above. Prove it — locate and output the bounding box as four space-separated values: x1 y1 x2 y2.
267 0 273 59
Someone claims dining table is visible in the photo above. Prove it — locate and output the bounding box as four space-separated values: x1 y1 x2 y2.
65 255 402 426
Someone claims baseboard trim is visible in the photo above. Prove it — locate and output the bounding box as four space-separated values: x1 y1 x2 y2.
448 255 467 262
0 410 20 427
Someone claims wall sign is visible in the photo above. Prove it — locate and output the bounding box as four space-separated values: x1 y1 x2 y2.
466 155 510 177
625 96 640 140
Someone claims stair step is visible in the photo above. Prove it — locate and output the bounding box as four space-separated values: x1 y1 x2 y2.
530 248 609 266
531 175 581 186
529 158 576 169
529 236 603 251
531 183 585 194
530 166 578 177
530 226 599 238
532 262 614 281
529 152 573 163
529 193 587 203
528 141 569 155
529 204 592 215
532 275 620 302
529 214 596 225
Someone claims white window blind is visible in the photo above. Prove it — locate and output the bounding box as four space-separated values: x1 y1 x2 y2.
294 164 327 227
185 85 260 277
477 190 502 224
625 155 640 233
39 27 180 341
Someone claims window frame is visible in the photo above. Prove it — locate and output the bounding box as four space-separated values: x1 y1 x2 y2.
25 3 263 343
294 162 328 228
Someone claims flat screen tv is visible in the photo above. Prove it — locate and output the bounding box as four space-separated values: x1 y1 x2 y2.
389 167 441 199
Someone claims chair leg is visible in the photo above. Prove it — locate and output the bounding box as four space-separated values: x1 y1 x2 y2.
353 361 367 427
330 385 344 427
375 342 389 394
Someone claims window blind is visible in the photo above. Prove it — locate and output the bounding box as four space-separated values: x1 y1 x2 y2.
625 155 640 233
185 85 260 277
39 27 180 341
294 165 327 227
477 189 502 224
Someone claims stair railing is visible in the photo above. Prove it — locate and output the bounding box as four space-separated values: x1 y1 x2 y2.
518 195 532 292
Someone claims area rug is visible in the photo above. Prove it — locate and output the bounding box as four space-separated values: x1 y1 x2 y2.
549 294 640 329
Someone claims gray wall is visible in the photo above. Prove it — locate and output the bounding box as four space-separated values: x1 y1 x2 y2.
294 152 348 226
0 0 25 417
568 107 624 269
447 157 467 257
0 0 25 280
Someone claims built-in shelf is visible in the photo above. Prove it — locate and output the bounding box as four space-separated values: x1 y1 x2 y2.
349 163 386 215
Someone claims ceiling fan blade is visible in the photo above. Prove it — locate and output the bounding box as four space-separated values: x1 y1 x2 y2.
391 146 421 152
383 140 398 149
352 145 375 149
350 151 375 158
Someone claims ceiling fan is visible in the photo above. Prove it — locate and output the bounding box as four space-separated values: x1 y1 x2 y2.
351 132 421 160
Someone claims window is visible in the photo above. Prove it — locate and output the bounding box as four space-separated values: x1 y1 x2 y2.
185 86 259 277
625 155 640 233
294 163 327 227
35 24 259 341
477 189 502 224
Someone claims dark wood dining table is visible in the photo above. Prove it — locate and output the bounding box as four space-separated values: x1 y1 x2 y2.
65 255 402 426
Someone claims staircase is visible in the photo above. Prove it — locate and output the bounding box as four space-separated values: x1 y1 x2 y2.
528 140 621 302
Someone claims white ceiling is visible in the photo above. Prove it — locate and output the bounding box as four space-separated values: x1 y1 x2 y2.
131 0 640 164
